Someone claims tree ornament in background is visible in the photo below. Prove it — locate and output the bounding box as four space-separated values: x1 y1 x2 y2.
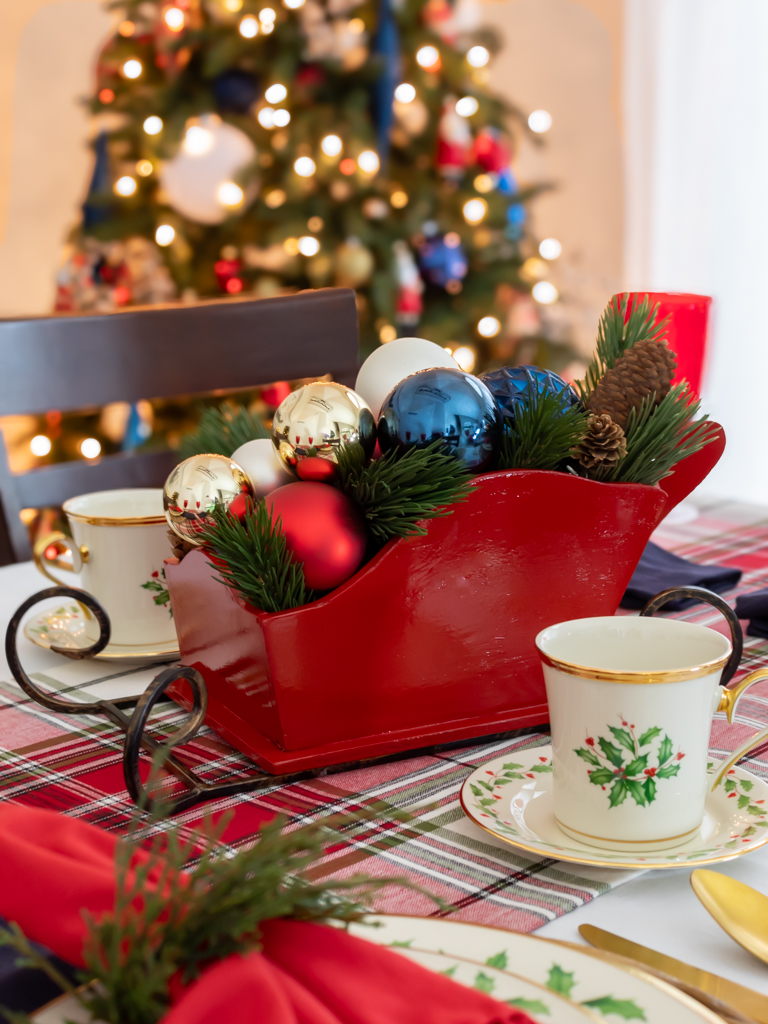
334 238 375 288
572 413 627 472
230 438 293 497
212 69 259 113
370 0 401 162
378 367 501 473
160 115 256 225
473 127 511 174
436 98 472 178
392 240 424 327
418 233 468 289
479 365 580 424
164 453 252 544
272 382 376 471
392 95 429 138
355 336 458 419
264 482 367 590
587 337 677 430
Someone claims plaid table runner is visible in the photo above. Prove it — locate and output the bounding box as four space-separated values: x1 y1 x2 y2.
1 498 767 935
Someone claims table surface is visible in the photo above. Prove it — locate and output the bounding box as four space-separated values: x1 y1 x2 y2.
3 495 768 1003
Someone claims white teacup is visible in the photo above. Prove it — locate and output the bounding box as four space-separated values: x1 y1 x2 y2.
33 489 177 648
536 613 768 852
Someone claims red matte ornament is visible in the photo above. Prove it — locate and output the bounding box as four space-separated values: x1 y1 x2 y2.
265 482 367 591
295 457 337 483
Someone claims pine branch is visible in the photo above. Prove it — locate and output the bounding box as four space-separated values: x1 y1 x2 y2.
578 295 670 400
175 402 269 462
201 499 312 612
496 389 589 471
592 383 720 486
334 441 474 544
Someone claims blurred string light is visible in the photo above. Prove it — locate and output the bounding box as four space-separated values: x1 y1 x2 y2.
379 324 397 343
294 156 316 177
339 158 356 175
155 224 175 246
474 173 494 193
217 181 244 206
532 281 559 304
528 109 552 133
239 15 258 36
390 190 408 208
462 198 487 224
118 20 135 35
357 150 379 174
114 175 137 196
224 0 242 9
394 83 416 103
298 236 320 256
466 45 489 67
143 115 163 135
164 7 185 30
183 124 214 155
321 134 342 156
30 435 51 457
136 160 153 176
265 188 286 208
265 83 286 103
477 316 501 338
416 45 440 69
80 438 102 460
455 96 478 117
99 88 115 104
453 345 476 371
260 7 276 22
539 237 562 260
307 216 323 231
283 237 300 254
273 109 291 127
284 0 305 9
258 107 276 128
122 59 142 78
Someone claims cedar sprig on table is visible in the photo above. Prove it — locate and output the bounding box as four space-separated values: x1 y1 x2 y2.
591 382 720 487
334 441 474 544
577 294 670 401
0 810 416 1024
496 388 589 471
202 499 312 612
175 401 269 462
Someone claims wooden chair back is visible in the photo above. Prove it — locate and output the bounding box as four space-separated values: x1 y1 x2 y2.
0 288 359 562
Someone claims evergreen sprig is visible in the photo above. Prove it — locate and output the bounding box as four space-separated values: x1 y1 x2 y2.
334 441 474 544
496 389 589 471
578 295 670 400
202 500 311 612
175 402 269 462
591 383 720 486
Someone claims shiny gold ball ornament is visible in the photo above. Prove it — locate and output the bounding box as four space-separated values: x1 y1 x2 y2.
163 453 252 544
272 382 376 471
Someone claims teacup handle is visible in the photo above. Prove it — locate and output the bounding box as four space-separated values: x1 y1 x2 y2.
640 585 743 685
33 532 89 586
710 669 768 790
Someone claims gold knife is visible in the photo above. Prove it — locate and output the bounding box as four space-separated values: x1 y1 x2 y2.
580 924 768 1024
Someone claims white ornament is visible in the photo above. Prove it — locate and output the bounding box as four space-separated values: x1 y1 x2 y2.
230 438 293 496
355 337 458 420
160 115 256 225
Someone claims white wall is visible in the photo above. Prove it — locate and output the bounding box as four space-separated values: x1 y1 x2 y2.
623 0 768 504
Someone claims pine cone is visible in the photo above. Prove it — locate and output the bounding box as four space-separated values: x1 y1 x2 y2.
573 414 627 470
588 338 677 429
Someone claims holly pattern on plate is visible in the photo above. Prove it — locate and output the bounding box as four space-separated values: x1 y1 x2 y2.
468 756 553 838
140 568 172 617
574 719 685 808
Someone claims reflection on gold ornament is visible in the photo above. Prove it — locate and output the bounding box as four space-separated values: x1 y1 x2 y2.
164 454 251 544
271 382 376 471
334 238 375 287
307 253 333 285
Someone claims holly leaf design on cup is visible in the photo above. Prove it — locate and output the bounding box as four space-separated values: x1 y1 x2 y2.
574 719 684 808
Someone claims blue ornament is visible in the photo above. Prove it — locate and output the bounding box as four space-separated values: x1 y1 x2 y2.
371 0 401 167
213 70 259 113
82 131 111 229
478 366 580 423
378 367 501 473
506 202 526 226
497 167 519 196
419 236 469 288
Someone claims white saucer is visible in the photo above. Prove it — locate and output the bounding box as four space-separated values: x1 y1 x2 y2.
460 744 768 869
24 603 179 663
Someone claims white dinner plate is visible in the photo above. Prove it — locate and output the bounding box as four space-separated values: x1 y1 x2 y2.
460 744 768 869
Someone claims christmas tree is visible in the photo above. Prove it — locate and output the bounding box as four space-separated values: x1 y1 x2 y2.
55 0 566 372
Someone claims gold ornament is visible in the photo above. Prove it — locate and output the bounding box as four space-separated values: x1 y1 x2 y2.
334 238 375 287
163 453 251 544
272 382 376 471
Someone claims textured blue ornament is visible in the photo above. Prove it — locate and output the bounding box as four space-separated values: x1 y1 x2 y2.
419 236 469 288
371 0 401 167
213 70 259 113
478 366 580 423
378 367 501 473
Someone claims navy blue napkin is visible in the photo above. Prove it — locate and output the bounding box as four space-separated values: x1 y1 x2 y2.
0 919 77 1021
735 588 768 639
620 541 743 611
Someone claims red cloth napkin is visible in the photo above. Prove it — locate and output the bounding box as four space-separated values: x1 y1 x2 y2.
0 805 532 1024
